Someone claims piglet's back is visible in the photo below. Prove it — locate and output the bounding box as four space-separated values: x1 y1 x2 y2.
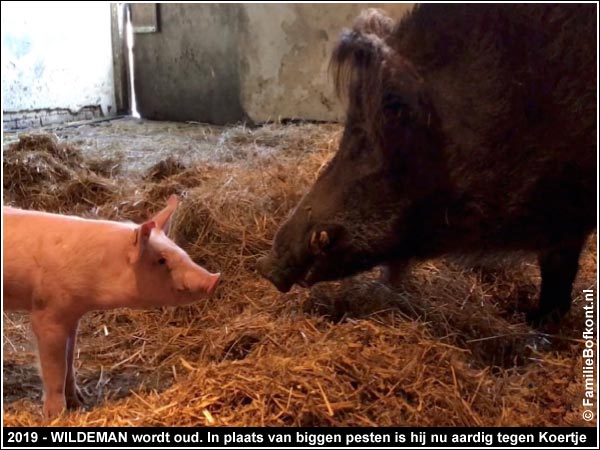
3 207 134 312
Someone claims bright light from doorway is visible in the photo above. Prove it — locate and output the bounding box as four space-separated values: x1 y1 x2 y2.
125 6 140 119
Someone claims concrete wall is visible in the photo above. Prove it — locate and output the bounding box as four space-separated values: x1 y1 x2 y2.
133 3 414 124
240 4 413 122
2 3 115 128
133 4 246 124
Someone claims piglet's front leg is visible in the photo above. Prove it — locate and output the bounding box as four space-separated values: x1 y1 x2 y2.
31 310 73 419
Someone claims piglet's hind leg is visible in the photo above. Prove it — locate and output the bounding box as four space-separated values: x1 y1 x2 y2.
65 322 85 409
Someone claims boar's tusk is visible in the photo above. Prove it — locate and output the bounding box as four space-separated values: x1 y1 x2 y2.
319 231 329 248
310 231 321 255
309 230 330 255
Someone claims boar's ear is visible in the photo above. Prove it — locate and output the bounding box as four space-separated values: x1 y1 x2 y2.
353 8 395 38
150 194 179 236
330 8 394 99
128 221 156 264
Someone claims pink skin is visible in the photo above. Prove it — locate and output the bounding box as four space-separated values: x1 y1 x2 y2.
3 195 220 419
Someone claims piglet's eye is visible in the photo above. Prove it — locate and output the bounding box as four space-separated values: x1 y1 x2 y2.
158 257 167 265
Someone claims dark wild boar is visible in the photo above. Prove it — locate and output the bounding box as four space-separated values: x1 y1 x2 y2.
257 4 596 325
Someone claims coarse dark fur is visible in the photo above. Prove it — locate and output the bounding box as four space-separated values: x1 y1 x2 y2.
257 4 597 325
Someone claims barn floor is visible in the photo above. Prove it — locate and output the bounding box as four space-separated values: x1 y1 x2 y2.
2 117 597 426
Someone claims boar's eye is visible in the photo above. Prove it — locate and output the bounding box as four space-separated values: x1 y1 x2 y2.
157 257 167 265
383 95 412 124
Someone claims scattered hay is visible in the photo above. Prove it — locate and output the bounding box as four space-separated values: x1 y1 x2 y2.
8 133 84 166
87 155 123 178
2 123 596 427
3 133 119 213
144 156 187 182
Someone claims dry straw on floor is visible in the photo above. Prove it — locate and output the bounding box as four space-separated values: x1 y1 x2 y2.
2 124 596 426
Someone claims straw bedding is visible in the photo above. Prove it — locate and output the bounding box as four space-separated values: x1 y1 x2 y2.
2 123 596 426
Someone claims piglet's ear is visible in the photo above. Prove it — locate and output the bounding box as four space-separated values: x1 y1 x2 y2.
150 194 178 236
128 221 156 264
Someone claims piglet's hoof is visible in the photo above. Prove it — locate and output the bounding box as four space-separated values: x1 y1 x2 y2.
43 398 66 420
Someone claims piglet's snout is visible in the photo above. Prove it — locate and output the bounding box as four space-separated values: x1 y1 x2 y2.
184 269 221 296
206 273 220 296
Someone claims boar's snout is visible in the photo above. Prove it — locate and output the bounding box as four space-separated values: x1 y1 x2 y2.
257 223 347 292
256 255 294 293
